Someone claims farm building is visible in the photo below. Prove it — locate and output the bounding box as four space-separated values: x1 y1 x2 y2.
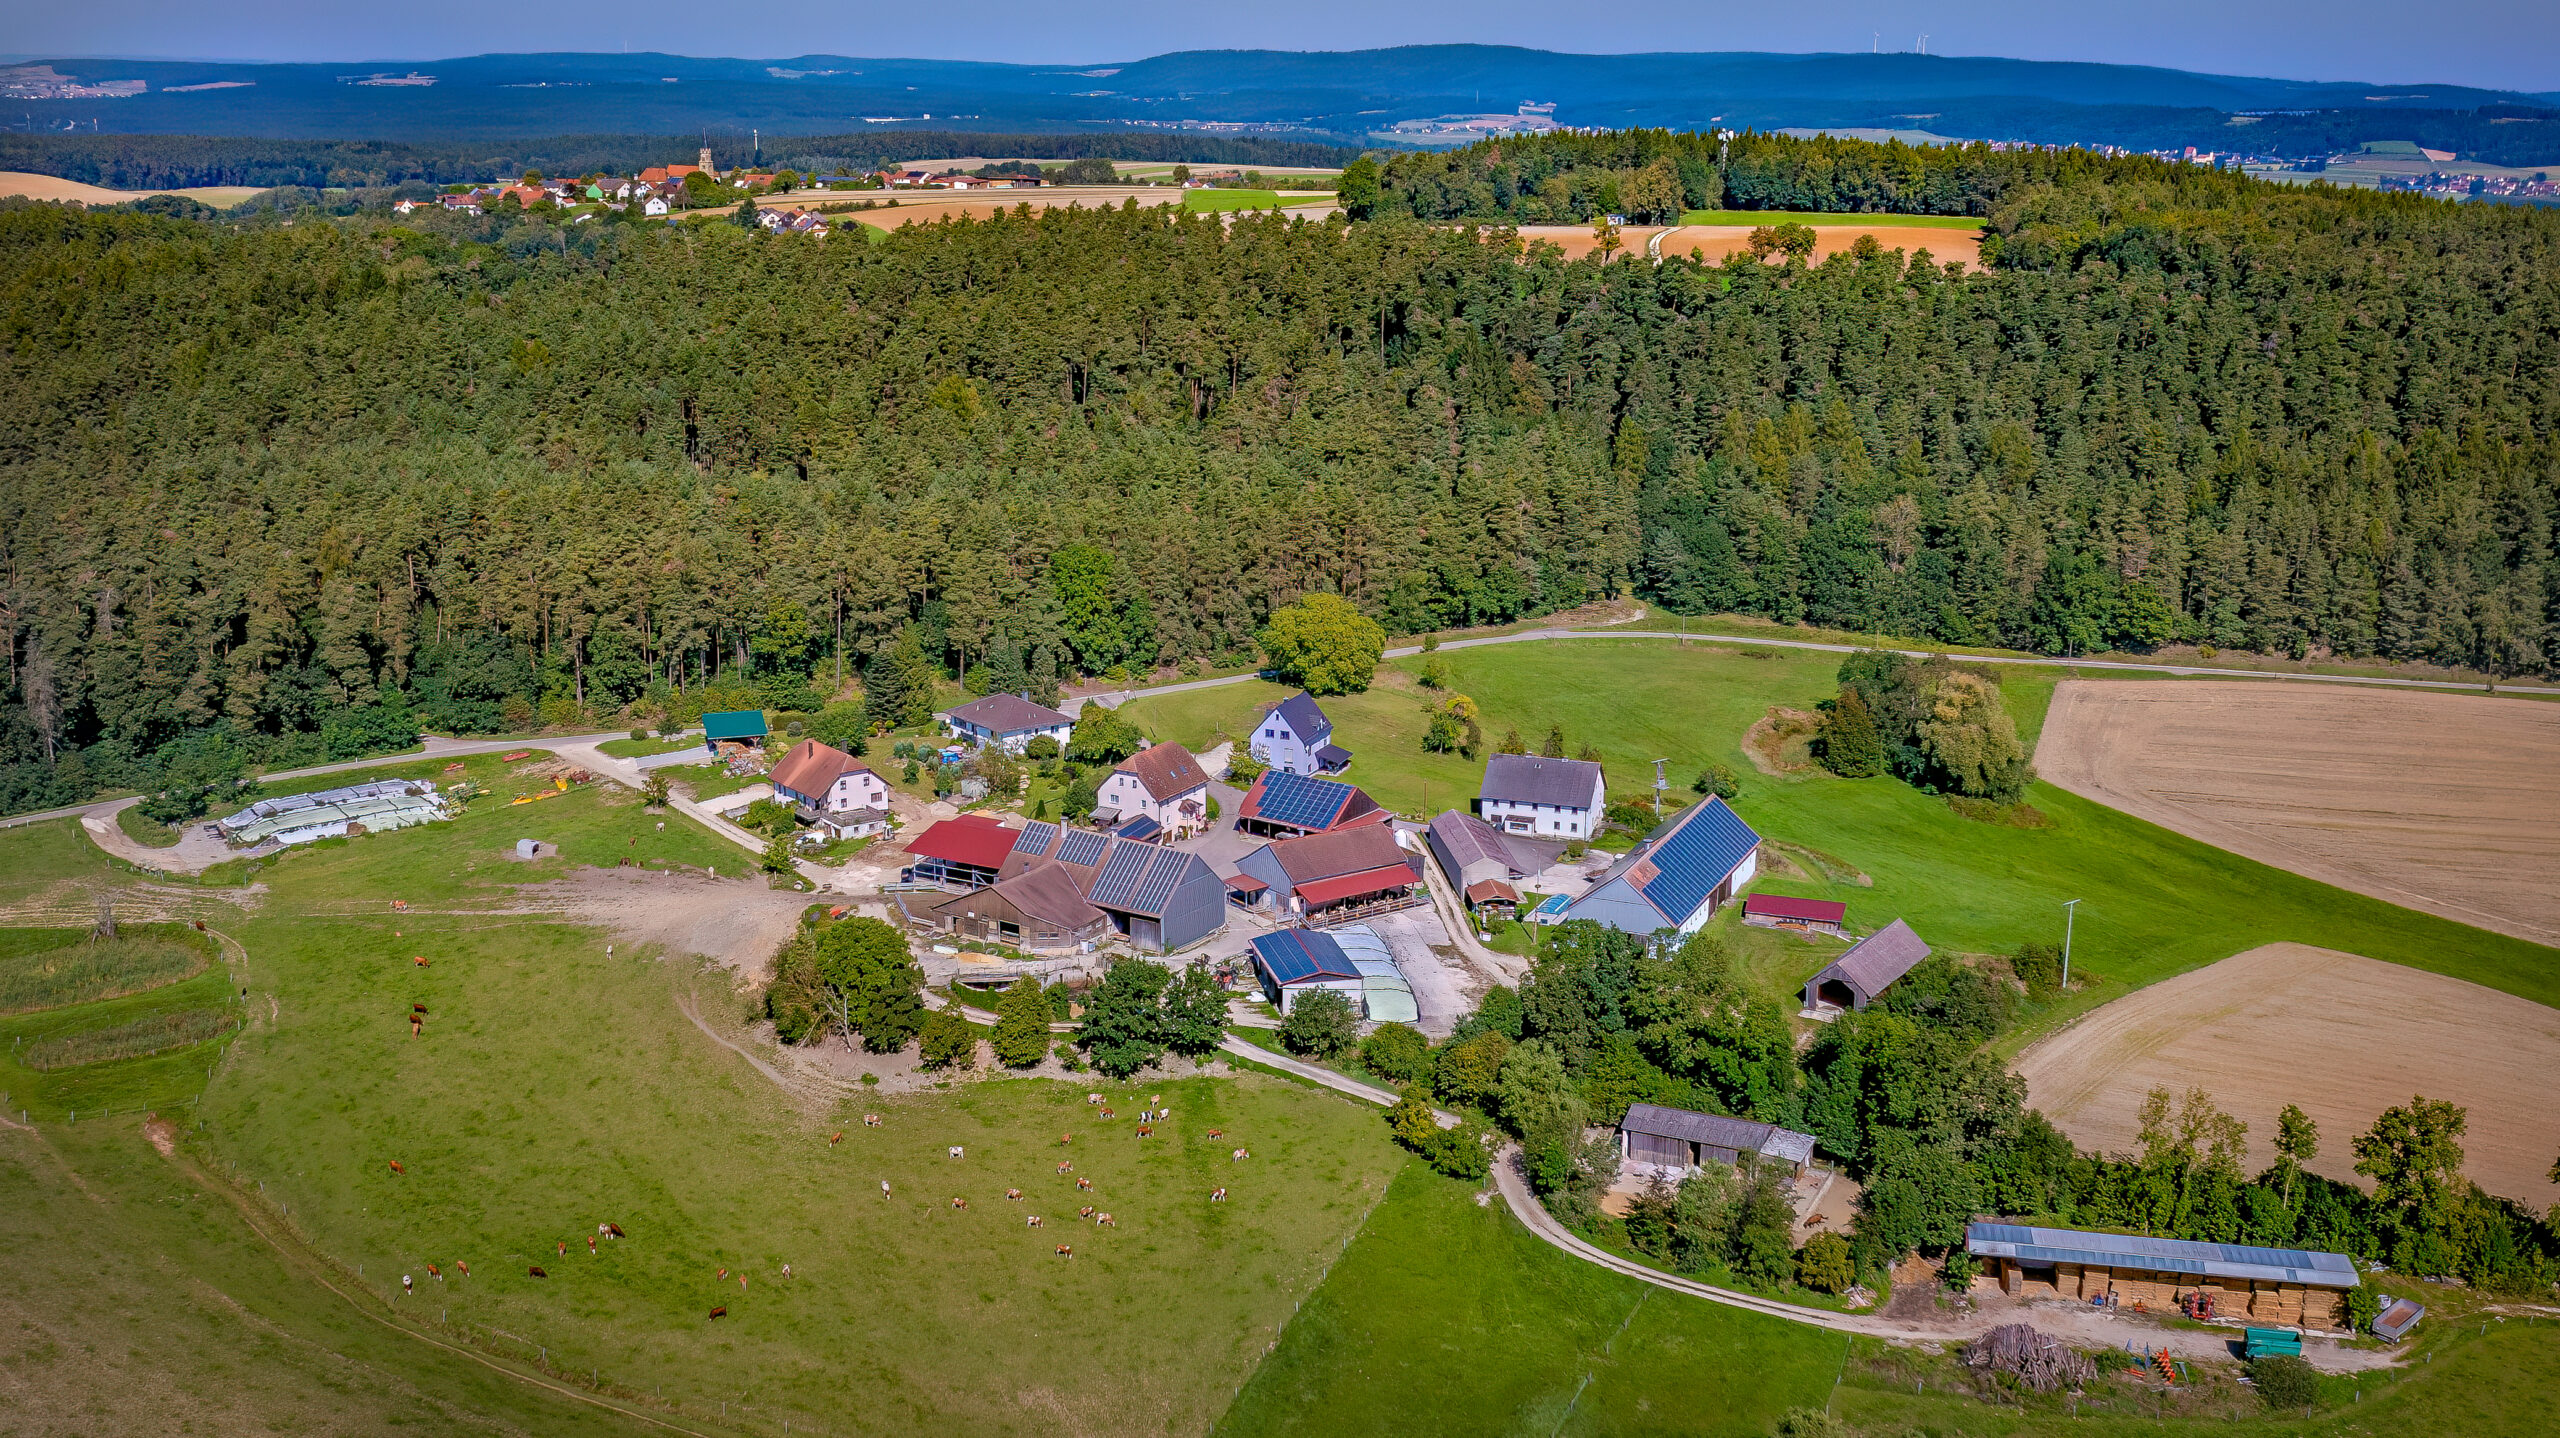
1549 797 1761 937
930 862 1108 951
1618 1103 1817 1177
1425 809 1543 914
1095 741 1211 839
959 820 1227 954
1234 769 1386 838
701 710 768 754
1743 893 1849 934
938 693 1075 754
1232 823 1423 923
902 813 1018 890
1476 753 1606 839
1800 919 1931 1014
1964 1222 2358 1331
768 739 891 839
1250 692 1353 776
1247 925 1417 1021
217 780 451 847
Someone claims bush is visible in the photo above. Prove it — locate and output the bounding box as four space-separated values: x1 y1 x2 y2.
1939 1250 1980 1290
1277 987 1358 1060
1432 1029 1512 1106
1360 1022 1431 1082
629 727 648 741
917 1008 978 1069
1691 763 1740 799
1024 734 1060 761
1604 800 1660 830
1796 1231 1854 1293
2251 1354 2319 1409
1770 1408 1851 1438
2012 941 2063 996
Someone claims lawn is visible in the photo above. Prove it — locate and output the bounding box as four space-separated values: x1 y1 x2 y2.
655 759 759 803
1678 209 1984 228
1120 642 2560 1037
1187 189 1285 211
597 734 700 759
113 802 182 848
1214 1164 1846 1436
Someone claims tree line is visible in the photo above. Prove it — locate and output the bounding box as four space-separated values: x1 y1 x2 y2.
3 127 2556 817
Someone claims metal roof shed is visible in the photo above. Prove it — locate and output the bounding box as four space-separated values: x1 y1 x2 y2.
702 710 768 743
1802 918 1931 1011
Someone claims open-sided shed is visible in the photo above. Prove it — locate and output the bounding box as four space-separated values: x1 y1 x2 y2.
1801 918 1931 1012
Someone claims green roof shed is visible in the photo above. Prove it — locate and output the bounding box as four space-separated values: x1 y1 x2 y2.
702 709 768 742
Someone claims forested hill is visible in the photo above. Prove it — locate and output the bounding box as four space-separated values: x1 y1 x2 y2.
2 134 2557 813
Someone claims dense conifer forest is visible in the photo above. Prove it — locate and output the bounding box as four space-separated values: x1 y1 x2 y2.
2 131 2556 812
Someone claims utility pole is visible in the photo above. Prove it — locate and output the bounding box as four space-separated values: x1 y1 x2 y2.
2061 899 2081 990
1651 759 1668 817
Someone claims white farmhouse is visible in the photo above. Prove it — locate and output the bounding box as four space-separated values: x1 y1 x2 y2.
768 739 892 838
1475 753 1607 838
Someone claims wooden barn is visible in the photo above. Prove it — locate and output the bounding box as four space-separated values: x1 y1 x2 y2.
1800 918 1930 1014
1964 1222 2359 1332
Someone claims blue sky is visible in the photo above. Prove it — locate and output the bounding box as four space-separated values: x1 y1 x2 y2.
13 0 2557 93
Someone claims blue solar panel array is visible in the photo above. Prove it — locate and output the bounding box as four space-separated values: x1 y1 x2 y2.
1056 828 1109 867
1633 798 1762 924
1253 770 1352 830
1249 929 1360 983
1012 820 1058 857
1132 850 1187 914
1089 842 1152 910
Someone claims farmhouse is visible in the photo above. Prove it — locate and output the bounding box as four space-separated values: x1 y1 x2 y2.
902 813 1018 890
1425 808 1543 914
1743 893 1849 935
1476 753 1606 839
1619 1102 1817 1178
995 820 1228 953
939 693 1074 754
1249 692 1353 776
1234 770 1386 839
1549 797 1761 937
1964 1221 2358 1331
767 739 891 838
1232 824 1422 922
1095 741 1210 839
701 709 768 755
1800 919 1931 1014
1247 925 1418 1021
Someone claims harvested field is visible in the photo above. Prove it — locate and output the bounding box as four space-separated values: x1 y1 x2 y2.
1515 223 1982 267
0 170 260 207
2016 942 2560 1208
2036 679 2560 944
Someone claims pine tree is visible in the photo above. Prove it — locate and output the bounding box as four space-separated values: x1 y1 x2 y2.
1027 645 1061 707
1820 687 1887 778
991 977 1053 1067
1540 724 1566 758
987 630 1027 696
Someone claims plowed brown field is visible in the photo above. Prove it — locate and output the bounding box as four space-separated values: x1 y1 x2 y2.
2017 942 2560 1209
2036 679 2560 944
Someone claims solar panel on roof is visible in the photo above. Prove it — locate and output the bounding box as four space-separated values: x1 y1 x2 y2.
1633 799 1761 924
1013 820 1058 856
1090 843 1151 909
1255 771 1351 830
1130 851 1186 914
1055 829 1109 867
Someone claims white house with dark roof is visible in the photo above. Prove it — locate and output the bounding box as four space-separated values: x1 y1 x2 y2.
1096 741 1210 839
1250 692 1352 776
1476 753 1607 838
939 693 1074 754
1549 797 1760 937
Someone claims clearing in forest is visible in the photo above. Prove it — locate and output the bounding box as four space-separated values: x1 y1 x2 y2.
2034 679 2560 945
2015 942 2560 1211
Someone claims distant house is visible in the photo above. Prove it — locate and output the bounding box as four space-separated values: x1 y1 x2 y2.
939 693 1074 755
1425 808 1544 915
1801 919 1931 1014
931 821 1223 953
643 196 669 216
767 739 890 839
1233 770 1386 839
1247 925 1417 1022
1619 1103 1817 1178
1476 753 1606 839
1549 797 1760 937
701 710 769 754
1249 692 1352 776
1097 741 1210 839
903 813 1018 890
1232 823 1421 921
1742 893 1849 935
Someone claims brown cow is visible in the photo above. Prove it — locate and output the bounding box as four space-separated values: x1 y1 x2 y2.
529 1266 548 1278
1207 1129 1225 1140
864 1114 882 1127
1055 1244 1073 1258
1095 1212 1115 1227
1078 1206 1095 1219
1026 1215 1043 1228
1057 1161 1074 1174
830 1131 844 1145
1075 1176 1093 1191
1006 1188 1023 1200
709 1305 727 1319
1059 1132 1072 1145
387 1160 405 1174
1211 1187 1227 1202
455 1260 470 1277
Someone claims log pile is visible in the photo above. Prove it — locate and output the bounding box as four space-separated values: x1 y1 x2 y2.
1962 1324 2096 1393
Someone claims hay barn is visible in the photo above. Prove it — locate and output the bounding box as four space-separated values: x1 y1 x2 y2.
1965 1221 2358 1331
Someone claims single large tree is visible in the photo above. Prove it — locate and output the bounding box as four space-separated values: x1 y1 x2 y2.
991 977 1053 1067
1259 594 1385 696
1278 987 1357 1060
2274 1103 2321 1206
1079 957 1171 1078
813 917 925 1053
2354 1095 2468 1263
1161 964 1230 1059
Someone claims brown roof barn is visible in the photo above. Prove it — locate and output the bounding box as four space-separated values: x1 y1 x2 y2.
1802 918 1931 1011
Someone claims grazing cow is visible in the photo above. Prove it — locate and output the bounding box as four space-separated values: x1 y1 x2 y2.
601 1222 625 1238
709 1305 727 1319
1059 1132 1072 1145
1231 1148 1249 1162
1055 1244 1073 1258
1026 1215 1043 1228
863 1114 882 1127
412 1003 429 1014
1095 1212 1115 1227
402 1274 413 1294
830 1131 844 1146
1005 1188 1023 1200
1207 1129 1224 1140
1078 1205 1094 1218
951 1196 969 1209
880 1180 891 1199
782 1264 792 1280
455 1260 469 1277
414 956 429 967
1086 1094 1102 1105
1211 1187 1226 1201
387 1160 405 1174
1150 1096 1161 1105
949 1146 965 1159
1075 1177 1092 1191
738 1275 747 1289
410 1016 422 1037
1057 1161 1073 1174
1136 1125 1153 1138
558 1241 567 1257
587 1234 597 1254
529 1266 548 1278
427 1263 442 1281
717 1268 727 1280
1099 1109 1115 1120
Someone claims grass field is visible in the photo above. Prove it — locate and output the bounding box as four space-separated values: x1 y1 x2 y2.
1116 643 2560 1040
113 801 182 848
1215 1165 1845 1436
1186 188 1287 211
597 735 702 758
0 926 210 1013
1677 209 1984 228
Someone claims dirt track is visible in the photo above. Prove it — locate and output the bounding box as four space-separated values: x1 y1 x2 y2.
2017 943 2560 1208
2035 679 2560 944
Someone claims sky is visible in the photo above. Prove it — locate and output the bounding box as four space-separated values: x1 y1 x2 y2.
10 0 2558 94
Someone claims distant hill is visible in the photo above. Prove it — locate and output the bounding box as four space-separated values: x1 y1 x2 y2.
5 46 2555 164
